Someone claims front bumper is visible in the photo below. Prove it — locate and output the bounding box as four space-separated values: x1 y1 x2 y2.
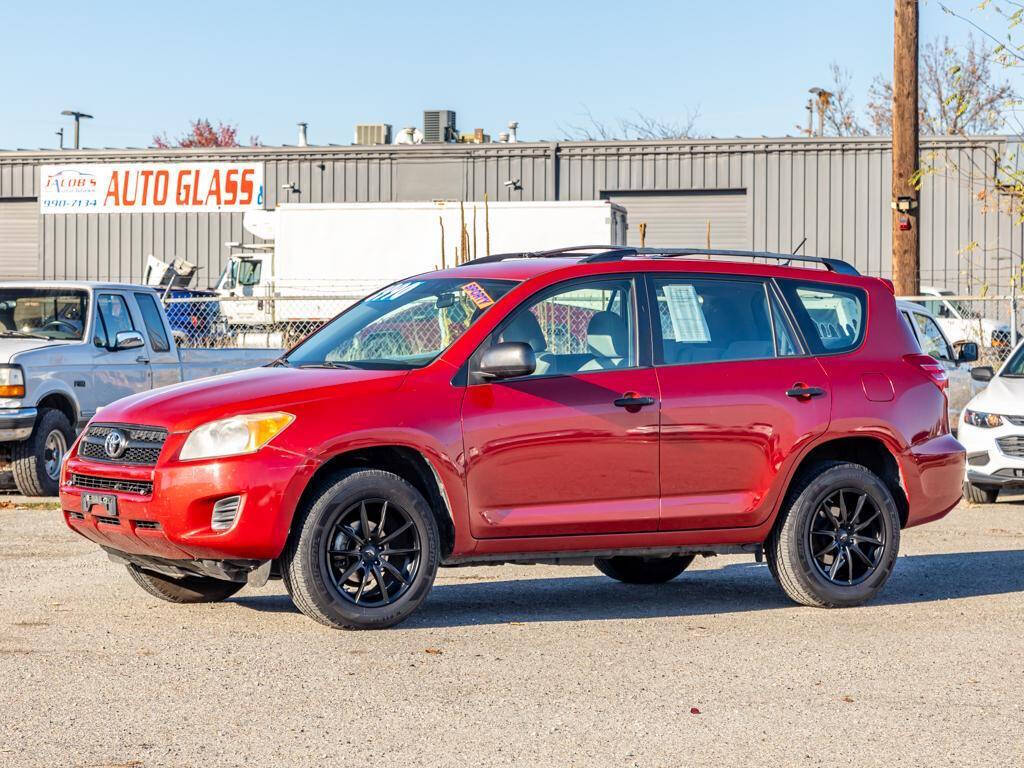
60 444 313 562
0 406 37 441
959 419 1024 488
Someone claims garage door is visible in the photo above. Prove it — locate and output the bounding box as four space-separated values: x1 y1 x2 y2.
606 191 750 249
0 200 40 279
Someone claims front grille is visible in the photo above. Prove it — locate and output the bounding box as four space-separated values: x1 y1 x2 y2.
66 511 84 521
79 423 167 466
94 515 120 526
1004 415 1024 427
70 473 153 496
134 520 161 530
996 436 1024 459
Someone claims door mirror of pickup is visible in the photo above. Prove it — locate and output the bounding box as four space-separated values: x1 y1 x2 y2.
971 365 995 382
113 330 146 351
955 341 979 364
478 342 536 380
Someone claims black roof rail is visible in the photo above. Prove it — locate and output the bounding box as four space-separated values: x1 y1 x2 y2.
459 245 859 276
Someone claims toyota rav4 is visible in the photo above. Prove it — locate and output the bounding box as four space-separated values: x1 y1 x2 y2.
59 246 965 629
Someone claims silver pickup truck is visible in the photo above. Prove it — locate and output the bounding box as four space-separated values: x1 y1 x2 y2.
0 282 279 496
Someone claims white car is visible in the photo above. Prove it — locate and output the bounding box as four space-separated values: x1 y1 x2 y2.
897 299 980 426
958 342 1024 503
916 286 1012 349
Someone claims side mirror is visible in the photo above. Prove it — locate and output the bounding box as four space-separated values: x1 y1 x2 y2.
479 341 536 380
956 341 979 364
971 365 994 382
113 330 145 351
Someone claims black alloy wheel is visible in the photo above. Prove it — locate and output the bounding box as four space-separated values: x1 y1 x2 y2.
323 498 422 608
807 488 886 586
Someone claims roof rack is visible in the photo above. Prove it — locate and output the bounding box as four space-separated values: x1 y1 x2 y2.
460 245 860 275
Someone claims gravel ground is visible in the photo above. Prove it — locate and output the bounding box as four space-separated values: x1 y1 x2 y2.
1 497 1022 768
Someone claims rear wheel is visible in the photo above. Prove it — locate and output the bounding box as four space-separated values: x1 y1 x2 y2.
594 554 695 584
281 469 440 630
767 462 900 608
11 408 74 497
127 565 244 604
963 481 999 505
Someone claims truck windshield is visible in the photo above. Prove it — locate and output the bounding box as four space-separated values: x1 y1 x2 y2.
284 277 517 369
0 289 88 340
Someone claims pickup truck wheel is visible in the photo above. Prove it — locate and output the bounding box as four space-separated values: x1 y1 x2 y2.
963 481 999 504
126 565 244 603
281 469 440 630
11 408 74 497
594 554 695 583
767 462 900 608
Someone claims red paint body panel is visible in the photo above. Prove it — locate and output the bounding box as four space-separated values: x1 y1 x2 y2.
59 258 965 566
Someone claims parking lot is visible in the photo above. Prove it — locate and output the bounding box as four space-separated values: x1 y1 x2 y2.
0 494 1020 768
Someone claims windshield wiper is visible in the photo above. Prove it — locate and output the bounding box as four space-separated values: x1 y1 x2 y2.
295 361 360 370
0 330 50 340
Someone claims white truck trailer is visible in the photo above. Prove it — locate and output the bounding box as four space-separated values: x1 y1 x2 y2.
215 200 628 335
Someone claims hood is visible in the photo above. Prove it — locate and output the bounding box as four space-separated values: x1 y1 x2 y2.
964 374 1024 413
0 337 73 362
97 365 409 431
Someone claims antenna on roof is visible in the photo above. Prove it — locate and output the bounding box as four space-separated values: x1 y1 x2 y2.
792 237 807 255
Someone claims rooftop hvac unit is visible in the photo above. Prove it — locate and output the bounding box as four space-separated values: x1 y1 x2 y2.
354 124 393 145
423 110 457 143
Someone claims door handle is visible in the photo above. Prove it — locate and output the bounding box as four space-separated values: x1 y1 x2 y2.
613 393 656 409
136 356 150 364
786 385 827 399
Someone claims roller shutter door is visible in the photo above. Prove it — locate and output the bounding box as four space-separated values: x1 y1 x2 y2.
0 200 40 279
607 191 750 249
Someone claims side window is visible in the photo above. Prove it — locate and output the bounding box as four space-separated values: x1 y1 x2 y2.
134 292 171 353
779 280 866 354
94 294 135 349
769 291 800 356
497 277 635 376
237 260 262 286
912 313 953 362
651 277 780 364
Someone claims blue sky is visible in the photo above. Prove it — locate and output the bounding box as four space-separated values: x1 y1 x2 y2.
0 0 1001 150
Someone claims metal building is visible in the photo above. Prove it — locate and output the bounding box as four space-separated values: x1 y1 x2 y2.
0 135 1017 292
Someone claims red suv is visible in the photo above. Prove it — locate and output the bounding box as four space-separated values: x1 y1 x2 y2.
60 247 965 629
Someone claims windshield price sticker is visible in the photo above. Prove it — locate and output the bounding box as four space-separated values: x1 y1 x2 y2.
369 282 422 302
461 282 494 309
663 284 711 342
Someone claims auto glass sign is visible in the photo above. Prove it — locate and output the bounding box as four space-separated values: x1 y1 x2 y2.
39 163 265 214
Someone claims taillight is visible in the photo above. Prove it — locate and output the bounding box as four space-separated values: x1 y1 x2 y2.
904 353 948 389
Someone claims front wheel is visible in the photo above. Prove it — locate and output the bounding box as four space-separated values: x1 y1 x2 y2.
767 462 900 608
11 408 74 497
594 554 695 584
963 481 999 505
281 469 440 630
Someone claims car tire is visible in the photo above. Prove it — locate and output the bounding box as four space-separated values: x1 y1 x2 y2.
963 481 999 505
11 408 74 497
767 462 900 608
127 564 244 603
281 468 440 630
594 554 695 583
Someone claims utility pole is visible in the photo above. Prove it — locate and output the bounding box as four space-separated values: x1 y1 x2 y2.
892 0 920 295
60 110 93 149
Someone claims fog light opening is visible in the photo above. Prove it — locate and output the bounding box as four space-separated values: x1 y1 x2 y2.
211 496 243 531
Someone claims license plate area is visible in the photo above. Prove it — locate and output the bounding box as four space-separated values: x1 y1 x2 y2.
82 491 118 517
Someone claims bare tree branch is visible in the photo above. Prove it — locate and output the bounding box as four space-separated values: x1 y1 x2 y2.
560 105 703 141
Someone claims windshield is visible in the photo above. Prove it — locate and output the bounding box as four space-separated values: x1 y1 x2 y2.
1001 344 1024 377
0 289 88 340
284 277 517 369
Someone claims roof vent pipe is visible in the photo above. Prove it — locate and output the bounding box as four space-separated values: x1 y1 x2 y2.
508 121 518 143
297 122 309 147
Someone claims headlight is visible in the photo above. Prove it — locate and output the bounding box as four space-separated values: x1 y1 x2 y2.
963 409 1003 428
179 412 294 461
0 365 25 398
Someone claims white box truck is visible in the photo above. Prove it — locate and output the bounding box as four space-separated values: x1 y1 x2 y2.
215 200 627 339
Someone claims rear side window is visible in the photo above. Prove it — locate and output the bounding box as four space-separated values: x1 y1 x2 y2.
134 292 171 353
779 280 866 354
651 277 795 364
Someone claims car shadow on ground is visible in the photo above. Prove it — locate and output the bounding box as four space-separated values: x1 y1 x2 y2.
230 549 1024 628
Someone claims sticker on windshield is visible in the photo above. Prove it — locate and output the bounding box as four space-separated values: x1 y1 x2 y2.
663 284 711 342
461 281 494 309
368 282 422 301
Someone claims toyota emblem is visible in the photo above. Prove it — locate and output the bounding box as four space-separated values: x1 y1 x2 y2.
103 429 128 459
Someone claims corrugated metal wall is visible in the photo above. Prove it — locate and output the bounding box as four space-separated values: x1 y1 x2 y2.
0 136 1016 292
